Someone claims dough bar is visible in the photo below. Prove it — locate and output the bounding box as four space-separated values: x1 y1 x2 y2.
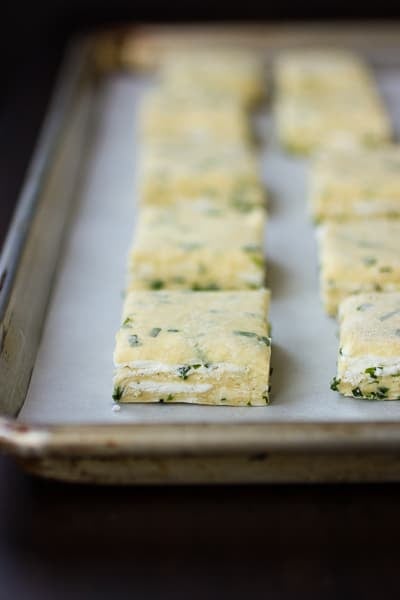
309 146 400 222
137 142 265 209
158 50 265 108
332 292 400 400
274 49 391 154
128 203 266 291
113 290 271 406
317 219 400 315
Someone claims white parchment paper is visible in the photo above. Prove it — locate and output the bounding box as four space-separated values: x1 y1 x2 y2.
20 65 400 423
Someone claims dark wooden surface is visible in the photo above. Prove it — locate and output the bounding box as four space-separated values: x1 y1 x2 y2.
1 453 400 599
2 40 400 600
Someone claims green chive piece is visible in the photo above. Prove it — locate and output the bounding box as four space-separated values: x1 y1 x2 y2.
242 244 262 253
177 365 191 379
233 331 271 346
122 317 134 328
191 283 220 291
352 387 363 397
330 377 341 391
377 387 389 398
234 330 258 338
356 303 373 311
149 327 162 338
380 309 400 322
365 367 378 379
112 386 123 401
128 334 141 347
249 255 265 268
362 257 377 267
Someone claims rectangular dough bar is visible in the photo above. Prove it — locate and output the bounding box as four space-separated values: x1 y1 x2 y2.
137 142 265 209
128 202 266 291
113 289 271 406
332 292 400 400
275 89 390 155
139 87 246 114
309 146 400 222
139 92 252 145
158 49 265 107
275 49 376 96
317 219 400 316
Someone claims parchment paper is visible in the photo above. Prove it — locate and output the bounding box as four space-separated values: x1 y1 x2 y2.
21 64 400 423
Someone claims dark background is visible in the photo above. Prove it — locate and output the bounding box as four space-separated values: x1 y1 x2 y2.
2 2 400 598
1 451 400 599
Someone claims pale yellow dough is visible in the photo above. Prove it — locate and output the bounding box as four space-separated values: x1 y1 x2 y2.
275 49 375 96
139 87 245 114
113 290 271 406
128 203 266 291
309 146 400 222
332 292 400 400
317 219 400 316
158 49 265 107
137 142 265 209
274 50 391 154
139 91 251 144
275 90 390 155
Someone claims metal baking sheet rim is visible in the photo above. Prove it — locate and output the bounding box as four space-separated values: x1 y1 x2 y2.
4 420 400 484
2 25 400 484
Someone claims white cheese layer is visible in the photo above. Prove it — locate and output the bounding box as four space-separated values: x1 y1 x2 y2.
114 360 246 375
127 381 213 395
339 354 400 385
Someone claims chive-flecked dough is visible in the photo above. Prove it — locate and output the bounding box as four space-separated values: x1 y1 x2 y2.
137 142 265 210
275 49 377 96
275 90 390 155
113 290 271 406
128 203 266 291
274 50 391 154
332 292 400 400
317 219 400 316
158 50 265 108
139 88 246 117
309 146 400 222
139 96 252 145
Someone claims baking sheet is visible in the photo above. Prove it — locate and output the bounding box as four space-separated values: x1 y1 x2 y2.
20 59 400 424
